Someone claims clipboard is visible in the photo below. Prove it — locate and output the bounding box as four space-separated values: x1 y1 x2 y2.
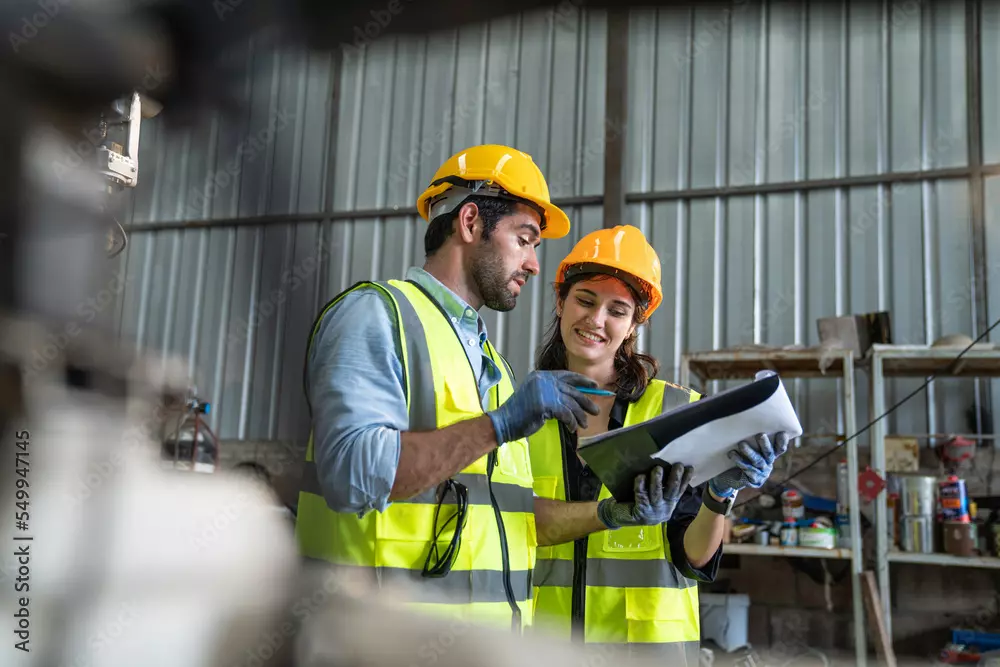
576 371 803 503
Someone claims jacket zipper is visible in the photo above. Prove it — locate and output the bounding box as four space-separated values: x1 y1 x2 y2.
488 450 521 632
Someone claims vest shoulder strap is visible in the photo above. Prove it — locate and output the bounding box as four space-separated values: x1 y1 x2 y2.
624 379 700 427
302 280 406 414
380 280 442 432
658 379 701 413
400 279 517 390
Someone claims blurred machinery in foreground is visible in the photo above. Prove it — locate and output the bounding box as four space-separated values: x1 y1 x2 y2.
1 344 674 667
96 91 163 258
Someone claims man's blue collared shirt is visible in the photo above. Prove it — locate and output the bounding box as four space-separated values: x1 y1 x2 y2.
305 267 502 516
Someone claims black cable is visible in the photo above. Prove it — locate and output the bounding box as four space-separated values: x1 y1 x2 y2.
735 315 1000 509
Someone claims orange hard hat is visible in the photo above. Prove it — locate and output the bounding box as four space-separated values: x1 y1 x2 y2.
555 225 663 320
415 144 570 239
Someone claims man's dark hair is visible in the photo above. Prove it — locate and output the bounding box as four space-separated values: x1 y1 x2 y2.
424 195 519 257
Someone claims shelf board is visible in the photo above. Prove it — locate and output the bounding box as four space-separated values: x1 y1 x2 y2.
683 348 852 381
870 344 1000 378
724 543 853 559
887 551 1000 569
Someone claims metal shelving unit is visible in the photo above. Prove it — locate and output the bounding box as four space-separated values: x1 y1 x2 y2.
724 543 854 560
680 347 866 667
868 344 1000 644
887 551 1000 569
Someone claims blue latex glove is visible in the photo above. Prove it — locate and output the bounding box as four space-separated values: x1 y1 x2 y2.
597 463 694 529
486 370 601 444
709 432 790 498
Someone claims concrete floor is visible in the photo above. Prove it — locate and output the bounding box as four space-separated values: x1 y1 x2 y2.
701 641 943 667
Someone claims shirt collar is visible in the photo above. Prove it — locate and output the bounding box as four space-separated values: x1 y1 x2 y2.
405 267 487 338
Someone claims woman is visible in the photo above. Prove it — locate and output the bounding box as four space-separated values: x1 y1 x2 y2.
529 225 788 663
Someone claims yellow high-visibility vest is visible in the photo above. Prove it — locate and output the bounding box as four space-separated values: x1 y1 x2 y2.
295 279 536 630
528 379 702 662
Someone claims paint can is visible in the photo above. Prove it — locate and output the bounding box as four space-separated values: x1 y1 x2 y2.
780 518 798 547
781 489 804 519
799 526 837 549
901 516 935 553
938 476 970 523
943 521 977 557
900 475 937 516
836 459 850 514
754 529 770 546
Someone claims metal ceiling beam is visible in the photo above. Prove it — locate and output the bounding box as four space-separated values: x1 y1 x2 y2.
126 159 1000 233
124 159 1000 232
626 164 1000 203
123 194 606 233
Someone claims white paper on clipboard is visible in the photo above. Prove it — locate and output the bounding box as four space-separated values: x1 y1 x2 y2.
650 371 804 487
577 370 804 495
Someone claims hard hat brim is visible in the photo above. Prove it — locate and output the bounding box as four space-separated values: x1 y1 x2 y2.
538 201 570 239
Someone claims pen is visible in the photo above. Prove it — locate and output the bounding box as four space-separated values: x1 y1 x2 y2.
576 386 616 396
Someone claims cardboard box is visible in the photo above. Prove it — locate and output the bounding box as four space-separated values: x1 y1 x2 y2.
885 436 920 472
817 311 892 358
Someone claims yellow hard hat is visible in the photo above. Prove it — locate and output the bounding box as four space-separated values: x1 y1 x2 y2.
556 225 663 321
415 144 570 239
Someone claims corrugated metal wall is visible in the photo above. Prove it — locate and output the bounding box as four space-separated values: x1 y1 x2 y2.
625 0 984 441
115 10 608 442
114 0 999 446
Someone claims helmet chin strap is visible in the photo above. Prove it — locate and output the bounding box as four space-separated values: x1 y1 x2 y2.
427 181 505 220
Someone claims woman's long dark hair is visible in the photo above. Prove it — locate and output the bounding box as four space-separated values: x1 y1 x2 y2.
535 272 660 402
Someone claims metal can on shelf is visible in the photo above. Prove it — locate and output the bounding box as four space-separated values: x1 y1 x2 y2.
943 520 977 557
901 516 935 553
938 476 970 523
780 518 798 547
900 475 937 516
781 489 804 519
799 526 837 549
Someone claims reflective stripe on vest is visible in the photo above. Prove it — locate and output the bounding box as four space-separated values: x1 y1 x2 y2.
528 379 702 654
294 279 536 629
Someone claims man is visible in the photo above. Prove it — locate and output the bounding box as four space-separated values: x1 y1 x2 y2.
295 144 594 629
294 144 702 632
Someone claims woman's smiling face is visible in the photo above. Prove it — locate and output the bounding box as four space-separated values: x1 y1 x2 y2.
558 276 637 365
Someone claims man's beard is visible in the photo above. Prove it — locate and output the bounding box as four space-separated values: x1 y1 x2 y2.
471 244 524 312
